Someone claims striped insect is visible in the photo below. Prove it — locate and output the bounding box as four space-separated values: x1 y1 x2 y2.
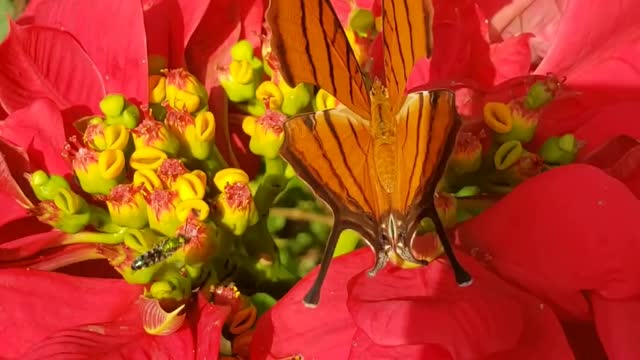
267 0 472 307
131 236 187 271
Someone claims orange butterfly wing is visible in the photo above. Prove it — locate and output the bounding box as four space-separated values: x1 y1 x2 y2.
266 0 371 120
382 0 434 112
393 90 460 220
281 107 385 225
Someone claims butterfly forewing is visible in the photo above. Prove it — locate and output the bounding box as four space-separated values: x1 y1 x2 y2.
394 90 460 221
281 108 385 219
267 0 371 119
382 0 434 113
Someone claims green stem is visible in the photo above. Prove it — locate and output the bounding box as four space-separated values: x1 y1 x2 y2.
210 143 229 169
64 230 126 245
253 174 289 217
89 206 125 233
265 156 286 176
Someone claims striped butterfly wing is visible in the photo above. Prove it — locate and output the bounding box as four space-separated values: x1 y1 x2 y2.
382 0 435 113
393 90 472 285
280 107 385 306
394 90 459 217
266 0 371 120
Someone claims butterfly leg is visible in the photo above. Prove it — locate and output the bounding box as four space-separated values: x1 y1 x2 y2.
302 226 343 308
395 239 425 265
428 205 473 287
367 235 389 277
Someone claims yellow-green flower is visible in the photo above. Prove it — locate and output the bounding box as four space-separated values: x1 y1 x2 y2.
131 109 180 155
162 68 208 113
242 110 287 159
33 188 91 233
156 158 189 189
220 40 264 103
213 168 258 236
63 136 124 195
165 108 216 160
100 94 141 129
106 184 148 229
145 189 182 236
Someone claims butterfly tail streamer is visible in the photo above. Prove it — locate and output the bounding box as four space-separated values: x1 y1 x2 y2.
303 224 344 307
428 205 472 286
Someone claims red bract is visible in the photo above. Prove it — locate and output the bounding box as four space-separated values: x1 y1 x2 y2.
17 0 148 105
142 0 210 69
0 269 230 358
251 249 575 359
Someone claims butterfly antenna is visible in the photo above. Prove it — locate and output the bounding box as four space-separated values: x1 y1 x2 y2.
302 227 342 308
429 206 473 286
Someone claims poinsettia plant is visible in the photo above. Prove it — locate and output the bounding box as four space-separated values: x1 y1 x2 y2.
0 0 638 359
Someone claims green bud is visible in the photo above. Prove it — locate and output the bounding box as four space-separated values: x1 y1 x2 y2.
150 269 192 301
539 134 579 165
30 170 71 201
525 81 554 110
348 9 375 36
231 40 255 61
280 82 312 116
251 292 277 318
99 94 126 117
121 104 141 129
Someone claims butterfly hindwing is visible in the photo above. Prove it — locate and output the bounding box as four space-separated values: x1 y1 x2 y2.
267 0 371 119
394 90 460 222
382 0 434 112
281 108 384 219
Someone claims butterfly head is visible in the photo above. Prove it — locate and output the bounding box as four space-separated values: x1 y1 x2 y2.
379 211 407 250
369 78 389 105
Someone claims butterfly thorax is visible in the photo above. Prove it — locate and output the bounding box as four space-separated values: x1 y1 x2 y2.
370 80 397 194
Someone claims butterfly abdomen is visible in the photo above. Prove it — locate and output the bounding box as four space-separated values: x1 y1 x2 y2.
371 80 397 194
373 141 396 193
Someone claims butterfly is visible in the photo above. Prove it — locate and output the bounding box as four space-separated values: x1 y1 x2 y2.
266 0 472 306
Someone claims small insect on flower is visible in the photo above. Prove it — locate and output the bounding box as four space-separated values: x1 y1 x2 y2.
131 236 187 270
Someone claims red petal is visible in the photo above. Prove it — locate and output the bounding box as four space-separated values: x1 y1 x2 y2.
459 164 640 320
348 329 453 360
489 33 533 84
562 321 607 360
537 0 640 88
1 270 228 359
27 0 148 103
407 0 494 90
193 293 232 358
142 0 210 69
0 230 64 261
250 250 372 359
0 21 105 115
0 214 51 243
573 102 640 157
330 0 353 25
0 98 71 176
348 253 573 358
480 0 565 62
590 294 640 359
0 141 32 225
0 269 142 357
531 2 640 145
581 135 640 198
